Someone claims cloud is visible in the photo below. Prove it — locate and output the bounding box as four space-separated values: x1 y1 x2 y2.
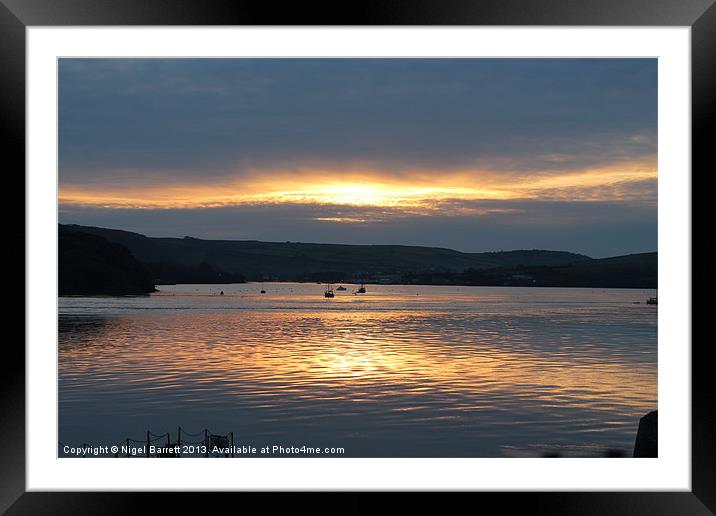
59 58 657 182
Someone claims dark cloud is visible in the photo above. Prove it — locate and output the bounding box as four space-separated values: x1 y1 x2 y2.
59 58 657 182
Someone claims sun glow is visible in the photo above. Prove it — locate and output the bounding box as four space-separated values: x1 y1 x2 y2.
59 159 656 212
266 183 493 207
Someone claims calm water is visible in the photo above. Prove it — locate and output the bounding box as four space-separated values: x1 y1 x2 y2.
59 283 657 457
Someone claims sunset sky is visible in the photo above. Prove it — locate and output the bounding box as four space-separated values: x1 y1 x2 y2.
58 58 657 257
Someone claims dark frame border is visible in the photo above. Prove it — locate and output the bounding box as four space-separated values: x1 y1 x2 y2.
5 0 711 513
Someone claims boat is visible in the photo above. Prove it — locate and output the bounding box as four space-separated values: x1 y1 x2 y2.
324 284 335 298
356 283 366 294
336 285 347 291
646 290 657 305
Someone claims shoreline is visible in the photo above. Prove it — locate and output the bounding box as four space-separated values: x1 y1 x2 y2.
58 282 659 297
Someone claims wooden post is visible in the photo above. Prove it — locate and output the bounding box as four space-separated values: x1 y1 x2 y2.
146 431 150 457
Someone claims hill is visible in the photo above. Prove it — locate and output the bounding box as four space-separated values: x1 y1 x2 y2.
60 224 592 282
404 252 657 288
59 227 156 295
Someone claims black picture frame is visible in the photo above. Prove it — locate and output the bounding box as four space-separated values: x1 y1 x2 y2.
5 0 710 513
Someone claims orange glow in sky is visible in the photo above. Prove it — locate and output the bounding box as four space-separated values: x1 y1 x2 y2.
59 158 656 213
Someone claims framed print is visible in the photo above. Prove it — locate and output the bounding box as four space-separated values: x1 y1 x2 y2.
6 0 710 513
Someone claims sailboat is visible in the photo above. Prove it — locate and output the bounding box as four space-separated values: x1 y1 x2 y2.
356 283 366 294
324 284 335 298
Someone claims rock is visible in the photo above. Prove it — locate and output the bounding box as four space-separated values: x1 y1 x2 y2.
633 410 658 457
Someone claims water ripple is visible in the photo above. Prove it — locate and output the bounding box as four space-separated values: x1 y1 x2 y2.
59 283 657 457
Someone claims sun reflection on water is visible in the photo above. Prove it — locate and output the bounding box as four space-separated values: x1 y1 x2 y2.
59 284 657 457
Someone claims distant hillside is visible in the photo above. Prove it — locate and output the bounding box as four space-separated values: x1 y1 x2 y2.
59 227 156 295
60 224 592 282
404 252 657 288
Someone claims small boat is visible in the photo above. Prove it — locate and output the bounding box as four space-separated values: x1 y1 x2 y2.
261 290 266 294
336 286 347 291
324 284 335 298
220 291 224 296
356 283 366 294
646 290 658 305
